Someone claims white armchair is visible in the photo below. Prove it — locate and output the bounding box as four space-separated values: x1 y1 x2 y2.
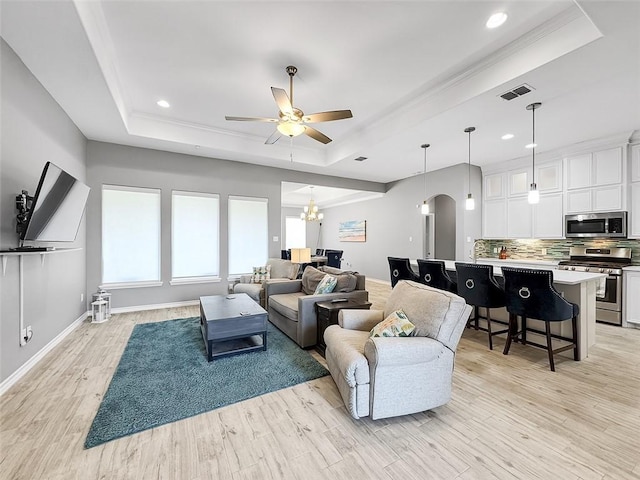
324 280 472 420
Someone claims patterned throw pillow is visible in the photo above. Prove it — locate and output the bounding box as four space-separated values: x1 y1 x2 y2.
252 265 271 284
314 274 338 295
370 309 416 337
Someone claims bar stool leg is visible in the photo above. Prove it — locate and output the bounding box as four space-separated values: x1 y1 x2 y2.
503 313 516 355
572 316 579 361
475 307 479 330
522 316 527 345
545 321 555 372
487 308 493 350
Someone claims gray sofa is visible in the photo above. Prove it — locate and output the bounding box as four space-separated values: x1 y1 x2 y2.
324 280 472 420
265 265 368 348
233 258 300 308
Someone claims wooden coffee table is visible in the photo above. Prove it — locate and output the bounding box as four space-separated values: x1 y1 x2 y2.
199 293 267 362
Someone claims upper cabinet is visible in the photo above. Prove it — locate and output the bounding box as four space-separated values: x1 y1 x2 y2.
632 144 640 183
564 147 625 214
484 172 506 200
508 168 531 197
536 160 562 192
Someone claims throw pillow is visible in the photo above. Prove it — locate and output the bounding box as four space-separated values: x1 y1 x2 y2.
369 309 416 338
301 266 328 294
314 274 338 295
252 265 271 284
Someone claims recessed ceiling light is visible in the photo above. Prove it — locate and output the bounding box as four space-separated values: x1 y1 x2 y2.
486 12 508 29
501 133 514 140
157 100 170 108
525 143 537 149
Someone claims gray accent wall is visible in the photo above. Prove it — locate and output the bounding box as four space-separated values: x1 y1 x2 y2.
317 163 482 282
85 141 384 309
1 39 88 383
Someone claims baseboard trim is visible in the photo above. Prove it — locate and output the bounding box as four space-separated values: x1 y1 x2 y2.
110 299 199 315
0 311 89 397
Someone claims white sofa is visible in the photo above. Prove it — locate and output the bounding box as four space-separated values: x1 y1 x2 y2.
324 280 472 420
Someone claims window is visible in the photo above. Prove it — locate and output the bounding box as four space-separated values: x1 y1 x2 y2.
102 185 161 287
228 196 268 275
285 216 306 249
172 191 220 283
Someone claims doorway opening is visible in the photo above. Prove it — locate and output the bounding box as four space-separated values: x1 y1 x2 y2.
423 194 456 260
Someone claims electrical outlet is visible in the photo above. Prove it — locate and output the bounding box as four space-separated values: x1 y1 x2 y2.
80 293 84 303
493 248 498 253
409 236 413 242
541 248 547 255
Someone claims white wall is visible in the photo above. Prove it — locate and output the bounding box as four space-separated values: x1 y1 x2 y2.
1 39 88 383
317 163 482 281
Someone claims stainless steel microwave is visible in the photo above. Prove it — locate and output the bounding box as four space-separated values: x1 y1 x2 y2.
565 211 627 238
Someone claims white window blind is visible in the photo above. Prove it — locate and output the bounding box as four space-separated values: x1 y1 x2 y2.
285 216 306 249
172 191 220 280
228 196 268 275
102 185 161 285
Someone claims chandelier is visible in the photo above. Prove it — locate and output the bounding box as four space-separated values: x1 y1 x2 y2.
300 187 324 222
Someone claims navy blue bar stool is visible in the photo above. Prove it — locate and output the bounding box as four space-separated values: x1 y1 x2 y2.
501 267 579 371
387 257 419 287
416 259 457 294
324 249 343 268
455 263 508 350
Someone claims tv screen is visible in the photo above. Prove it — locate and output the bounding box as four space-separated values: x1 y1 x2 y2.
21 162 90 242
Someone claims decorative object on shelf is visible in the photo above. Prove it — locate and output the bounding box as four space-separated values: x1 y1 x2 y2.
339 220 366 242
91 287 112 323
300 186 324 221
420 143 431 215
290 247 311 264
464 127 476 210
526 102 542 204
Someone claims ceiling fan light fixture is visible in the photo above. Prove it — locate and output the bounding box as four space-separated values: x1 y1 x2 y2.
277 122 306 137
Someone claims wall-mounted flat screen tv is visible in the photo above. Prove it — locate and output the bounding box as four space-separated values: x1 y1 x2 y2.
21 162 91 242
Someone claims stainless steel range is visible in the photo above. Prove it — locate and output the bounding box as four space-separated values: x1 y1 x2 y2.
558 247 632 326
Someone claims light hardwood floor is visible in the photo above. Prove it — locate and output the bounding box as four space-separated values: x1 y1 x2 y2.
1 280 639 480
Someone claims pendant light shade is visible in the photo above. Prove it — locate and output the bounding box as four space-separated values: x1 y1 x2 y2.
526 102 542 205
464 127 476 210
421 144 430 215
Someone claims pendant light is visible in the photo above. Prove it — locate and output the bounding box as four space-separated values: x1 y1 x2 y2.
526 102 542 204
464 127 476 210
421 143 430 215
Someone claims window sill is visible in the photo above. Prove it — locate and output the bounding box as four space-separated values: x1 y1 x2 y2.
101 281 163 290
170 276 221 286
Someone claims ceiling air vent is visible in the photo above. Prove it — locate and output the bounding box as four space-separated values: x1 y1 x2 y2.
499 83 534 101
354 156 367 162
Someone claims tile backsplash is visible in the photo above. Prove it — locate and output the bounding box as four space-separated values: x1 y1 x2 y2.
477 239 640 265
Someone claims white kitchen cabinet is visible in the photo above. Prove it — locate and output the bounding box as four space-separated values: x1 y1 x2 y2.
508 168 531 197
593 147 622 186
623 270 640 326
533 193 564 238
484 172 506 200
566 154 592 189
592 184 623 211
631 144 640 183
507 197 533 238
483 199 507 239
631 183 640 238
536 160 562 192
566 188 592 213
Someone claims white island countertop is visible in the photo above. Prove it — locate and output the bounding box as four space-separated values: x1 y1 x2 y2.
411 259 607 285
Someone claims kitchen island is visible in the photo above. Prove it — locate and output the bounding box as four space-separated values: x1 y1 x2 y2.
411 258 607 360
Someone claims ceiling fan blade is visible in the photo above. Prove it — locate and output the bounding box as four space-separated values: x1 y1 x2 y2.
271 87 293 115
303 110 353 123
225 116 278 122
304 126 332 144
265 129 281 145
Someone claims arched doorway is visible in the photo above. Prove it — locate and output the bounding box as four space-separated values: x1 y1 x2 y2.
423 194 456 260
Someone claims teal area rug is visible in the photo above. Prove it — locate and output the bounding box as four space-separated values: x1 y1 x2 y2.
85 317 328 448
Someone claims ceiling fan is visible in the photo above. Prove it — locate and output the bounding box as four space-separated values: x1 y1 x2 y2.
225 65 353 145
